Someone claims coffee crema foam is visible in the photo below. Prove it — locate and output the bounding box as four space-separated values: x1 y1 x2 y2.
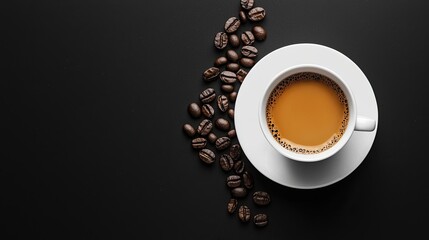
266 72 349 154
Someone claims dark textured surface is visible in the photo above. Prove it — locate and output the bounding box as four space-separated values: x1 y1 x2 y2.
1 0 429 239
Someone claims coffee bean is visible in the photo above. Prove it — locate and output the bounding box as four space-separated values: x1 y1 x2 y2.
240 57 255 68
191 137 207 149
226 63 240 72
253 191 271 206
227 108 234 119
242 171 254 189
220 71 237 84
219 154 234 171
238 205 251 222
236 69 248 83
202 67 220 81
229 34 240 48
226 50 240 62
248 7 266 22
241 31 255 45
215 118 230 131
208 132 217 143
227 199 238 214
241 46 258 58
188 103 201 118
227 129 236 138
231 187 247 198
214 56 228 67
199 148 216 164
214 32 228 50
226 175 242 188
252 25 266 41
197 119 213 136
229 92 237 102
240 0 254 10
199 88 216 103
215 136 231 150
239 10 247 23
202 104 215 119
221 84 234 93
217 95 229 112
234 160 245 174
253 214 268 227
229 144 241 160
183 124 196 137
224 17 240 33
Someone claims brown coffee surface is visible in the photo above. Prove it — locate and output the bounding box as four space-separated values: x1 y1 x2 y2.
266 72 349 154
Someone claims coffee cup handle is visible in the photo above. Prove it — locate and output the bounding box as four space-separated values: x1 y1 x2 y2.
355 116 376 131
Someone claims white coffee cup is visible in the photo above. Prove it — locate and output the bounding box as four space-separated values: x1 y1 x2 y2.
258 64 376 162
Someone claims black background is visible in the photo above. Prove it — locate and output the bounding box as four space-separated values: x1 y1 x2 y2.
2 0 429 239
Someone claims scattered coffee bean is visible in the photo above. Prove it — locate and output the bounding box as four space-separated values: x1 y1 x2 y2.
219 154 234 171
226 50 240 62
239 10 247 23
252 25 266 41
217 95 229 112
253 191 271 206
241 0 254 10
199 148 216 164
229 92 237 102
240 57 255 68
203 67 220 81
226 175 242 188
199 88 216 103
226 63 240 72
241 31 255 45
183 124 196 137
221 84 234 93
214 56 228 66
220 71 237 84
253 214 268 227
230 144 241 160
208 132 217 143
242 171 254 189
229 34 240 48
215 118 230 131
188 103 201 118
231 187 247 198
236 69 248 82
238 205 251 222
241 46 258 58
227 199 238 214
202 104 215 119
227 129 236 138
215 136 231 150
191 137 207 149
224 17 240 33
248 7 266 22
197 119 213 136
227 108 235 119
214 32 228 50
234 160 245 174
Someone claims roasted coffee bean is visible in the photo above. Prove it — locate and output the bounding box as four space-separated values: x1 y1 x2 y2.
236 69 248 82
197 119 213 136
240 57 255 68
219 154 234 171
227 129 236 138
202 104 215 119
220 71 237 84
227 108 235 119
229 91 237 102
215 136 231 150
202 67 220 81
226 175 242 188
214 32 228 50
238 205 251 222
224 17 240 33
191 137 207 149
231 187 247 198
252 25 267 41
199 88 216 103
227 199 238 214
208 132 217 143
241 46 258 58
221 84 234 93
239 10 247 23
226 50 240 62
188 103 201 118
253 191 271 206
217 95 229 112
248 7 266 22
253 214 268 227
214 56 228 66
242 171 254 189
229 144 241 160
226 63 240 72
199 148 215 164
241 31 255 45
229 34 240 48
240 0 254 10
183 124 196 137
234 160 245 174
215 118 230 131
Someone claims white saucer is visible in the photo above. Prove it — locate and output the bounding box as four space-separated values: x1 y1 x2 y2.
235 44 378 189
